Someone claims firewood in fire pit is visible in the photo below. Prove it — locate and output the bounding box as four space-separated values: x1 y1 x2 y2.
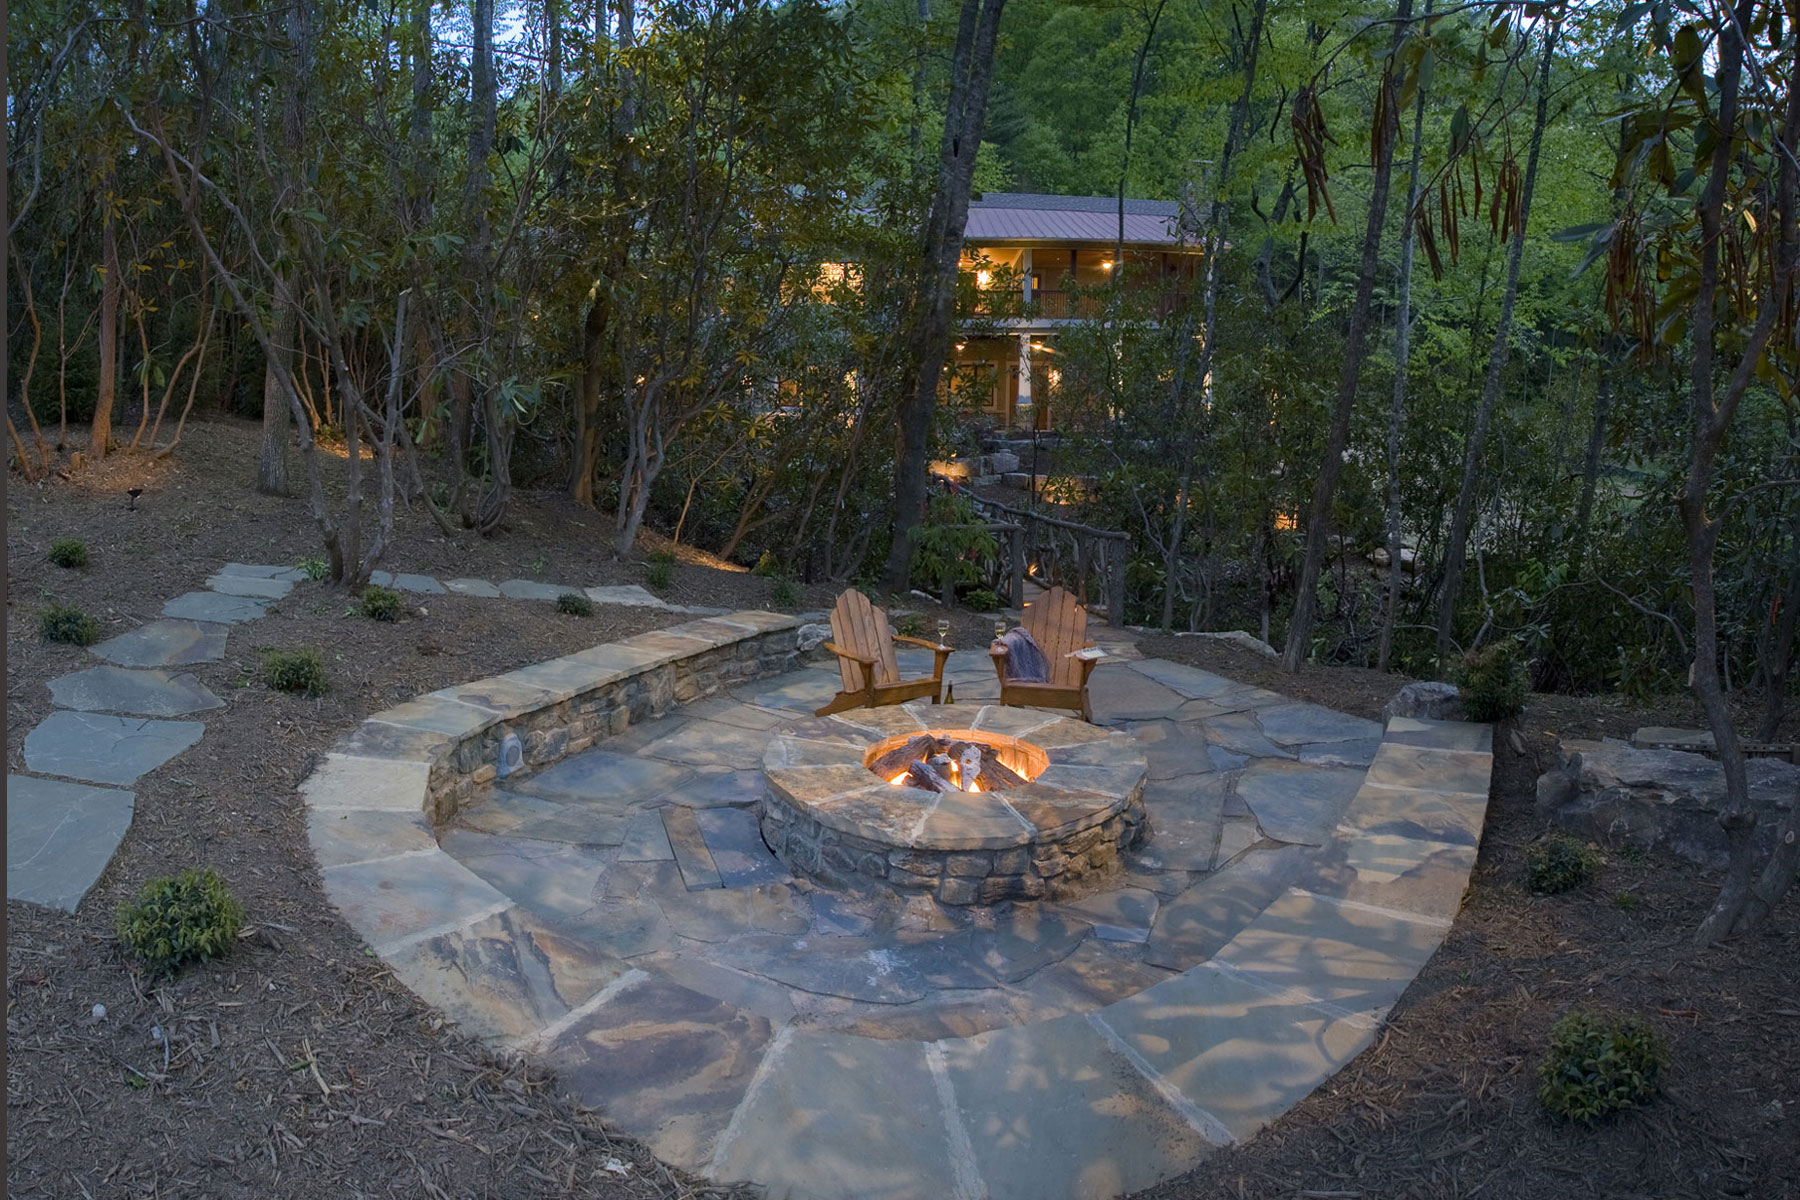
870 735 937 779
904 759 959 792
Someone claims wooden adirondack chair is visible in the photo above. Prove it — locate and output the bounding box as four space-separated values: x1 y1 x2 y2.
990 586 1099 722
814 590 952 717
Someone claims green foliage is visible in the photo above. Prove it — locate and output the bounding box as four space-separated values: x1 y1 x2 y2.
40 603 98 645
298 557 330 582
1538 1011 1668 1124
770 576 800 609
48 538 89 568
751 551 780 577
115 868 246 977
911 494 998 592
263 648 327 696
1526 834 1601 894
360 585 403 622
1456 641 1529 722
556 592 594 617
964 588 1003 612
645 558 674 592
1613 891 1639 911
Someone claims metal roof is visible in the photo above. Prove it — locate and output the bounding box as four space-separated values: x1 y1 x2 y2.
964 193 1192 248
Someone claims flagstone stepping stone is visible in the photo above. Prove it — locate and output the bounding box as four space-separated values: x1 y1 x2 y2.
1128 658 1244 699
1053 886 1161 943
1253 702 1385 748
693 806 791 888
437 830 613 923
219 562 304 580
542 973 778 1172
812 893 877 936
498 579 571 601
1297 738 1382 767
1235 761 1364 846
1215 815 1263 866
655 769 766 809
706 933 942 1004
657 882 813 944
455 792 632 845
162 590 269 624
584 584 669 607
619 809 676 861
639 720 786 771
1142 845 1311 972
24 711 205 786
942 1011 1223 1199
205 573 294 599
6 775 136 912
742 671 843 712
444 577 503 598
1129 720 1222 779
369 570 446 594
48 664 224 717
91 619 228 667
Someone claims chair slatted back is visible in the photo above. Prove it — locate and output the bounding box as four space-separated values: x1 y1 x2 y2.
829 590 899 692
1022 586 1088 689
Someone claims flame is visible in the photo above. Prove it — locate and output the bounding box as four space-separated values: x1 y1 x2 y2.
968 782 980 793
890 773 909 785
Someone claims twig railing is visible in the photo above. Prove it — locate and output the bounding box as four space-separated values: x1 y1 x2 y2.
966 495 1129 621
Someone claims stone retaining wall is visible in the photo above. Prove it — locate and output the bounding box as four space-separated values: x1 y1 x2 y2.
306 612 803 838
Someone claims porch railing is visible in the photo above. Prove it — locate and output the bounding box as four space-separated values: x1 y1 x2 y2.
966 494 1130 623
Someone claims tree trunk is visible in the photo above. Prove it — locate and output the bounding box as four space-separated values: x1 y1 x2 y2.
1281 0 1413 673
93 192 120 460
256 288 295 492
885 0 1008 587
1436 27 1556 662
1573 359 1611 554
1378 0 1432 674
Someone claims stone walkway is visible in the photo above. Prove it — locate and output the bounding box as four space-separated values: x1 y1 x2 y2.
7 562 739 913
339 640 1492 1200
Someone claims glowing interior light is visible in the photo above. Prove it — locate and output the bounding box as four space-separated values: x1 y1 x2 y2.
976 269 992 288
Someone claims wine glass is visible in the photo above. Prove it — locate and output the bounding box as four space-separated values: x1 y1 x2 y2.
936 617 951 647
993 618 1007 644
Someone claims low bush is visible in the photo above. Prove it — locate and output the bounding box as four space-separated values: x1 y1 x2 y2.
645 557 674 591
750 551 780 578
41 603 99 646
116 868 246 977
770 576 800 608
1455 640 1529 721
48 537 89 568
360 585 403 622
264 647 327 696
1526 833 1601 894
298 557 330 582
556 592 594 617
1538 1011 1668 1123
963 587 1003 612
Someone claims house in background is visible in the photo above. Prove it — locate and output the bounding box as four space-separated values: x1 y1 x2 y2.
952 193 1202 429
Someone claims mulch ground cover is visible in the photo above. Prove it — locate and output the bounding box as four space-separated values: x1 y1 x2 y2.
7 418 1796 1198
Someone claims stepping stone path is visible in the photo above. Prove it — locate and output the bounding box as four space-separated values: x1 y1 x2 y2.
307 614 1497 1200
7 557 781 913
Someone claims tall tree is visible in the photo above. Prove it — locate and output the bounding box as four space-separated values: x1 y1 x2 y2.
1281 0 1415 673
1436 20 1558 661
886 0 1009 586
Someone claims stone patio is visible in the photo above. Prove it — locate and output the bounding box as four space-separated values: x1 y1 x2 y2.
305 631 1494 1200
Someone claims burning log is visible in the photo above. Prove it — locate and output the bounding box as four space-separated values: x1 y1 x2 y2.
871 735 938 779
880 734 1032 793
904 759 959 792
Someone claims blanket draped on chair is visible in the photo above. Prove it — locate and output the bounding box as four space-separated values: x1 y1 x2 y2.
999 626 1051 683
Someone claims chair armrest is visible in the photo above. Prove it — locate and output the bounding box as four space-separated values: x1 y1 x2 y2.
821 641 878 667
893 635 949 652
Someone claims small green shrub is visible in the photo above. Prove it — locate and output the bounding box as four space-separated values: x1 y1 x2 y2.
115 868 246 977
1455 640 1529 721
48 538 89 568
1526 834 1601 894
1615 842 1648 864
1613 891 1640 911
264 648 327 696
964 587 1003 612
360 585 403 622
750 551 780 578
910 494 998 592
645 559 673 591
894 612 925 638
770 576 800 609
1538 1011 1668 1123
298 556 330 582
556 592 594 617
41 603 99 646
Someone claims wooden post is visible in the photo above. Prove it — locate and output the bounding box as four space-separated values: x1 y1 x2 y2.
1107 534 1127 626
1075 535 1090 605
1008 524 1025 607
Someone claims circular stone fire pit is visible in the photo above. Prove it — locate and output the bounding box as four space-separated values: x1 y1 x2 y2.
760 704 1148 905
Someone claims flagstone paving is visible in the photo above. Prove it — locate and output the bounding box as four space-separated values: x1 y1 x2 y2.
344 648 1500 1199
47 664 225 717
6 775 136 912
24 711 206 787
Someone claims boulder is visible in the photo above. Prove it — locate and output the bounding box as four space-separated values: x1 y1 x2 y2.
796 623 832 654
984 451 1020 475
1383 681 1464 722
1535 739 1800 870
